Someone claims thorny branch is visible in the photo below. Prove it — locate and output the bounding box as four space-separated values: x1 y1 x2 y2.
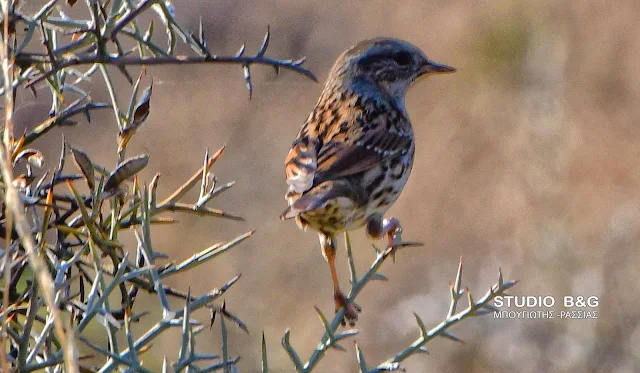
273 233 517 372
8 0 316 146
15 2 316 89
0 0 315 371
23 53 316 90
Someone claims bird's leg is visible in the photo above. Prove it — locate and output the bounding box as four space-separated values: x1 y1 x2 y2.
319 233 359 325
366 214 403 260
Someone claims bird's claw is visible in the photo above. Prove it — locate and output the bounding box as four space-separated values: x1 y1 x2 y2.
384 228 424 261
334 291 360 326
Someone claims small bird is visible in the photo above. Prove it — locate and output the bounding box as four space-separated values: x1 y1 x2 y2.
280 38 455 324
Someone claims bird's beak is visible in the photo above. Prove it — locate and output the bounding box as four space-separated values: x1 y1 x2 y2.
419 60 456 76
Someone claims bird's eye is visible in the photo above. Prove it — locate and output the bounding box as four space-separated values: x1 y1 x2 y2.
392 52 412 66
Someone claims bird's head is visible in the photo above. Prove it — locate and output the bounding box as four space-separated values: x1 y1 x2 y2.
330 38 455 99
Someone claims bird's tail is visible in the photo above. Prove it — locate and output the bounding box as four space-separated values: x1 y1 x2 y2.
280 180 357 220
280 192 325 220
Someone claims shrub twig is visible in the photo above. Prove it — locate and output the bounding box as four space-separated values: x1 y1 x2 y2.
0 0 315 371
277 233 517 372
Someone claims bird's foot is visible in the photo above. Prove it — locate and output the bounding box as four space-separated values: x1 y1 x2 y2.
386 223 403 262
382 222 423 261
334 291 360 326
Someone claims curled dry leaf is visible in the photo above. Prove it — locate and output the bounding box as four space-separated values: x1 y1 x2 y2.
132 83 152 126
27 153 45 168
120 83 153 152
104 155 150 196
70 146 95 191
14 149 44 168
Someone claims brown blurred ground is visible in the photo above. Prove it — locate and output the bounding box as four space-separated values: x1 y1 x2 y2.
16 0 640 372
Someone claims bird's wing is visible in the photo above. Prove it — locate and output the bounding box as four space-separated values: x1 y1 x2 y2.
284 103 412 195
314 119 412 185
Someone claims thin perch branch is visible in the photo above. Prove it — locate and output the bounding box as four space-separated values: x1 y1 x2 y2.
24 54 317 88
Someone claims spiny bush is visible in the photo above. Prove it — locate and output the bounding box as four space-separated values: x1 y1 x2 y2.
0 1 515 372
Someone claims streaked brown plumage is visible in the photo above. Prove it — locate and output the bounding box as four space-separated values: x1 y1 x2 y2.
281 38 455 324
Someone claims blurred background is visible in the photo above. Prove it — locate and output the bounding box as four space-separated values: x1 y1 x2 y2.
15 0 640 372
